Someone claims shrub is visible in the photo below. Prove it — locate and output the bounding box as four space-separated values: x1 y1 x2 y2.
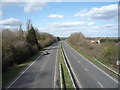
14 41 33 64
103 44 118 61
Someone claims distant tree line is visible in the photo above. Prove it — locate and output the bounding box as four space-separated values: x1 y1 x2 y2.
2 20 58 72
100 38 120 43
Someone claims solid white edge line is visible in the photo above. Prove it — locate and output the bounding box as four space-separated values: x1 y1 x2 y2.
59 63 63 88
66 41 118 84
62 45 82 88
98 82 103 88
7 45 54 89
54 44 58 88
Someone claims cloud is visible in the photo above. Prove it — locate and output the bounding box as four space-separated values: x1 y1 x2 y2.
38 21 95 37
51 21 95 27
92 24 118 30
24 1 46 13
0 10 2 17
0 18 22 26
75 4 118 20
2 0 19 2
2 0 62 2
104 24 118 28
0 18 22 29
48 14 64 18
45 21 95 29
38 22 118 37
2 0 47 13
74 8 88 17
2 0 62 13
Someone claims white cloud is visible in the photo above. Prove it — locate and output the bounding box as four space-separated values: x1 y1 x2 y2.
2 0 119 2
92 26 100 29
38 21 94 30
1 0 19 2
92 24 118 30
75 4 118 20
2 0 47 13
74 8 88 17
51 21 95 27
38 21 95 37
0 11 2 17
104 24 117 28
2 0 62 13
24 1 46 13
38 22 118 37
0 18 22 26
0 18 22 29
2 0 61 2
48 14 64 18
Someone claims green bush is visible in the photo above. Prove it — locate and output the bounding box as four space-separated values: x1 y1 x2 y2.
103 44 118 61
101 38 120 43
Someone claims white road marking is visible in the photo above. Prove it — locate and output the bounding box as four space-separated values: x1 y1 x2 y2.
35 75 39 81
66 42 118 84
85 68 88 71
63 47 82 88
79 61 80 63
98 82 103 88
41 65 45 71
7 45 53 88
54 45 58 88
59 63 63 88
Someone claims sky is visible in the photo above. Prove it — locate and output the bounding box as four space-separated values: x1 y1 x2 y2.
0 0 119 37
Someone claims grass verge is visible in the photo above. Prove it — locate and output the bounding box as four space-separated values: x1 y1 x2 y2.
58 43 73 89
2 46 49 87
67 41 119 80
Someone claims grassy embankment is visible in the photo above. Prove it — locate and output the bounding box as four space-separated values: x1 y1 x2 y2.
58 42 73 89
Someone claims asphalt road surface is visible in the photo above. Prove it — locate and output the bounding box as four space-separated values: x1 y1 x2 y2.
6 42 59 88
62 40 119 88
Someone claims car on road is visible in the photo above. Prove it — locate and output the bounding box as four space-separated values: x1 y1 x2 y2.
43 51 49 55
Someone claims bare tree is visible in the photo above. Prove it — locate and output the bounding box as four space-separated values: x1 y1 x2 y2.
19 24 24 39
26 19 32 31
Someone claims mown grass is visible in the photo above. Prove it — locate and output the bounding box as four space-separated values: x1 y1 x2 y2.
2 47 49 87
58 43 73 89
67 41 119 80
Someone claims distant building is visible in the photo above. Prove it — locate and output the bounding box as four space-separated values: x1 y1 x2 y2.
86 38 101 44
